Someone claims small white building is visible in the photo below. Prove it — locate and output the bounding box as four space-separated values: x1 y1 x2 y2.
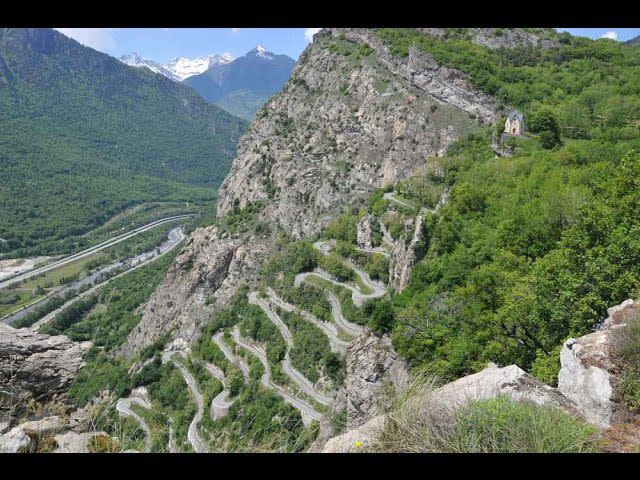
504 110 525 135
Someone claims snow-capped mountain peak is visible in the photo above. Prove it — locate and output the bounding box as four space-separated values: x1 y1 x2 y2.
119 53 180 81
249 45 273 61
119 52 235 81
166 54 234 80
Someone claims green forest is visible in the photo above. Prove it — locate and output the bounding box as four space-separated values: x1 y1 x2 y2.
366 29 640 383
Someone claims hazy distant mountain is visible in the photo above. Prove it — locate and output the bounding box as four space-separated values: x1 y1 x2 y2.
184 46 296 120
120 52 235 81
625 35 640 46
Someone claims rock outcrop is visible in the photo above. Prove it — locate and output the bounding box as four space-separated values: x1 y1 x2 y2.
216 28 494 237
344 330 409 429
322 362 578 452
390 213 424 292
323 298 640 452
120 226 269 358
0 410 99 453
356 214 376 249
0 325 89 409
417 28 559 50
558 299 637 429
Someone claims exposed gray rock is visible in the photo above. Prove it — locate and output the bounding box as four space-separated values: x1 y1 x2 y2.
390 213 424 292
120 226 269 358
356 214 376 249
332 28 500 124
53 431 93 453
558 299 637 429
217 28 488 237
417 28 559 50
0 425 31 452
0 325 89 409
345 330 409 429
323 362 578 452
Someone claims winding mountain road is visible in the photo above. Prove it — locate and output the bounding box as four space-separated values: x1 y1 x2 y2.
295 269 382 308
212 332 250 380
265 288 350 354
325 291 365 337
161 352 207 453
355 245 391 258
0 214 195 291
229 327 323 427
248 291 335 406
116 397 152 453
204 362 234 420
383 192 416 210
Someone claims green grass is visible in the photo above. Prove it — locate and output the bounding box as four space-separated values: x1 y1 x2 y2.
371 376 600 453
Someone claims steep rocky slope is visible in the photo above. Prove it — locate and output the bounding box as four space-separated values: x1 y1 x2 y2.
121 27 502 357
0 325 89 410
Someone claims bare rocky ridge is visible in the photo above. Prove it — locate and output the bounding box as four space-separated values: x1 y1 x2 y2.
417 28 559 50
128 28 500 357
0 325 90 410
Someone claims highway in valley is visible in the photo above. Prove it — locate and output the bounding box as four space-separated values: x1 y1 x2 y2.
0 214 195 291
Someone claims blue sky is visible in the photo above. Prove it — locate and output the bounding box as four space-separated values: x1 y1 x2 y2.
557 28 640 42
54 28 320 62
54 28 640 64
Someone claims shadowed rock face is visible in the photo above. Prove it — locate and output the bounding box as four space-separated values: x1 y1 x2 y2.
0 325 90 409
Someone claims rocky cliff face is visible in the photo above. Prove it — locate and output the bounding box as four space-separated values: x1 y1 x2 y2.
344 330 409 429
558 299 637 429
124 28 499 357
0 325 89 410
216 28 495 236
390 213 425 292
417 28 559 50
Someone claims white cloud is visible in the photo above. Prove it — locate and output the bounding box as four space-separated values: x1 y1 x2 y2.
304 28 321 43
54 28 118 51
231 28 240 33
601 31 618 40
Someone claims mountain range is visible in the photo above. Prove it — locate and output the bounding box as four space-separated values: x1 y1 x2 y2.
0 28 246 256
121 46 296 120
120 52 235 82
